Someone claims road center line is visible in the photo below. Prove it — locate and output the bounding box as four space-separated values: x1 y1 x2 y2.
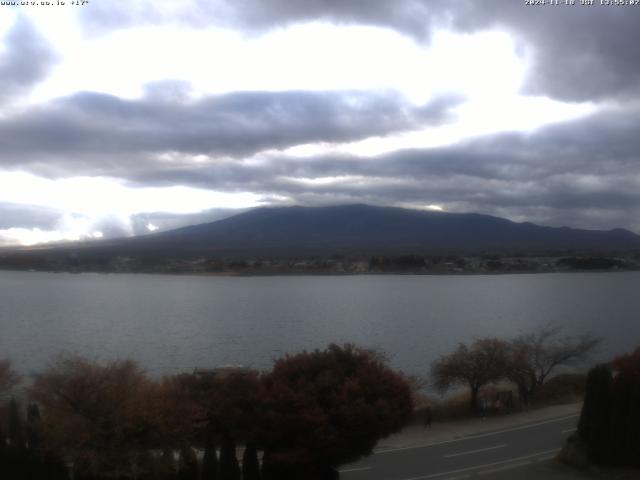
444 443 507 458
377 414 579 454
398 448 560 480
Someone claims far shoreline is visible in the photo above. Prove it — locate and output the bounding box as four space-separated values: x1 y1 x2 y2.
1 266 638 278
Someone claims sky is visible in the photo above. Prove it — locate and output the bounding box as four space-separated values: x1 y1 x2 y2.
0 0 639 245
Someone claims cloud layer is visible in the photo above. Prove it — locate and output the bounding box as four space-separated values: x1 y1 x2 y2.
1 3 639 245
0 89 457 173
0 16 58 106
77 0 640 102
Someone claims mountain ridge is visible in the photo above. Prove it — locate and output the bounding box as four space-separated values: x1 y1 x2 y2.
8 204 640 259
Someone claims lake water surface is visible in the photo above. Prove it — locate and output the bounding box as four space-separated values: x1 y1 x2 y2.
0 270 638 379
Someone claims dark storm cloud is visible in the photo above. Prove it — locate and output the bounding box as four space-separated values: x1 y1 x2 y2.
0 88 458 172
0 16 59 105
447 1 640 102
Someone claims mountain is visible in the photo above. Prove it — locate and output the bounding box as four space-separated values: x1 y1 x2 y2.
15 204 640 259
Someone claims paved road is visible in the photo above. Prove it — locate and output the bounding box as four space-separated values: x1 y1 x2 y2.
340 414 580 480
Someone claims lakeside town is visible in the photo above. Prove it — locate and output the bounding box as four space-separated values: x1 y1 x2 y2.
1 252 639 275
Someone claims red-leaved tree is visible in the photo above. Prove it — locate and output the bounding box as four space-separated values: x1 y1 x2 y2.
258 344 413 479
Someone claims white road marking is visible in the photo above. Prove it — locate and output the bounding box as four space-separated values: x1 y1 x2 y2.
444 443 508 458
398 449 560 480
338 466 372 473
377 414 579 454
562 427 577 433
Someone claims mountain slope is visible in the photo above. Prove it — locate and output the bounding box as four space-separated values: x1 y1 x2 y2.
22 204 640 258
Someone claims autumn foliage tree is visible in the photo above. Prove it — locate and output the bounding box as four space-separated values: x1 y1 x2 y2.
575 346 640 467
164 367 264 478
141 374 201 449
431 338 510 412
1 359 70 480
258 344 413 479
0 345 414 479
28 355 155 479
175 369 264 441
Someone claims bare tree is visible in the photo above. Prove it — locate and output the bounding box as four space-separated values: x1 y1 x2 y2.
431 338 510 412
507 324 600 408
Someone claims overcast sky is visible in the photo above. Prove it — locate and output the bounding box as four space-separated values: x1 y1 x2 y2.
1 0 639 245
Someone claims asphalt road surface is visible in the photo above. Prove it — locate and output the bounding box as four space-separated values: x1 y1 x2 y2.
340 414 580 480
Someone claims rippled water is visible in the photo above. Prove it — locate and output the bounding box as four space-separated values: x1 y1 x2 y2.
0 270 637 378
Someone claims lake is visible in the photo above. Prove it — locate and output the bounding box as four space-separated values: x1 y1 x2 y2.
0 270 638 381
